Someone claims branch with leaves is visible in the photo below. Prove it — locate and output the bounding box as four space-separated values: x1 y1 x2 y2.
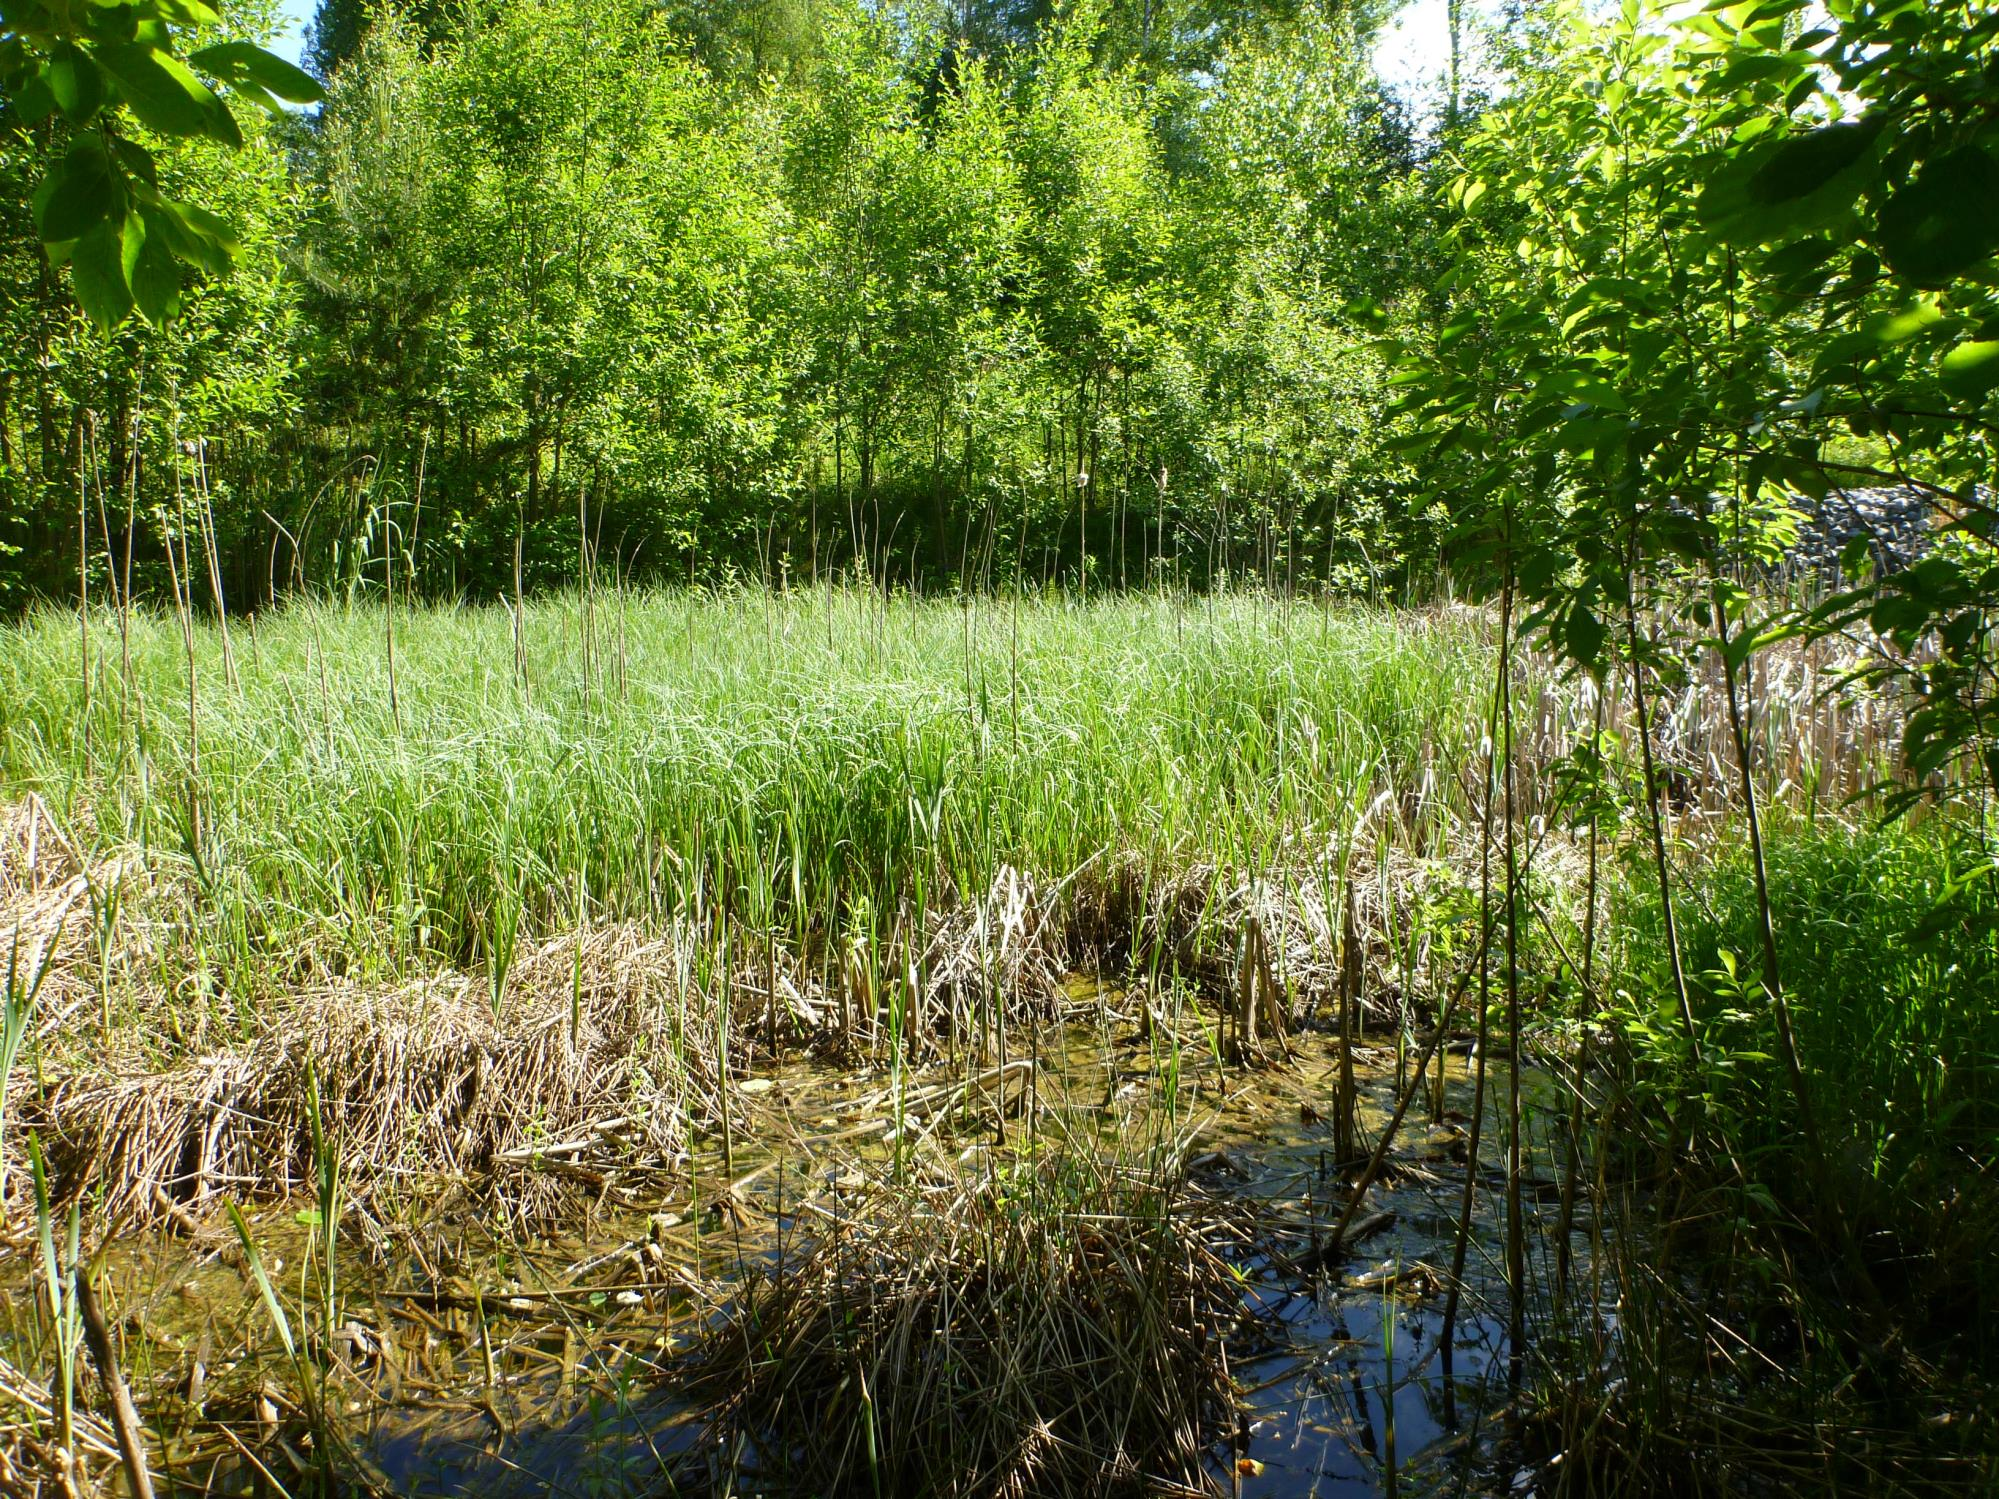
2 0 322 327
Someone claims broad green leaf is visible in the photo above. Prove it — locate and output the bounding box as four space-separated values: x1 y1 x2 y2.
173 199 238 246
1536 370 1626 411
33 136 120 244
1865 300 1943 344
149 200 233 275
1869 591 1931 640
1940 340 1999 398
155 0 222 23
189 40 324 104
14 71 60 124
1875 146 1999 284
1710 51 1799 93
1759 236 1837 288
44 41 104 122
109 136 158 189
78 4 141 44
93 40 241 146
1699 141 1865 245
1566 603 1606 666
130 210 181 324
69 215 137 330
206 77 283 116
1748 120 1877 205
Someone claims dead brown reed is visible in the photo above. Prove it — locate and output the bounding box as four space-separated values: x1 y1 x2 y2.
0 797 158 1027
1069 849 1474 1033
911 863 1072 1041
0 1349 137 1499
25 923 736 1231
676 1150 1268 1498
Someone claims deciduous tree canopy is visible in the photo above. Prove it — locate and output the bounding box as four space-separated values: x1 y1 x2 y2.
1 0 1438 608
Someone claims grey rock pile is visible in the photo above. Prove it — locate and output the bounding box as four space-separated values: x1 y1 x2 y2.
1787 486 1933 580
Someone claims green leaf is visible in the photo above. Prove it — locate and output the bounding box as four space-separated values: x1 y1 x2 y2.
214 78 283 116
1940 340 1999 398
173 199 238 249
189 40 325 104
45 41 105 123
1710 51 1799 93
79 6 139 46
1703 127 1876 246
1748 120 1877 205
1869 590 1931 640
1759 235 1837 289
1875 146 1999 285
109 136 158 190
11 72 58 125
33 136 121 245
93 41 241 146
1566 603 1606 666
70 214 137 330
155 0 222 23
141 200 232 277
227 1204 296 1359
1536 370 1626 411
1865 300 1943 344
130 211 181 325
169 200 237 269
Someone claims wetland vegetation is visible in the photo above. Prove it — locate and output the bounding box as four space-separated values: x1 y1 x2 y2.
0 586 1990 1496
4 0 1999 1492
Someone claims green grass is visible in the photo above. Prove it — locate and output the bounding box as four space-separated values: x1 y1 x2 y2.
1616 814 1999 1191
1574 814 1999 1491
0 588 1497 992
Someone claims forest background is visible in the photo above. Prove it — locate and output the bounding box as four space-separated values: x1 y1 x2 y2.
1 0 1505 609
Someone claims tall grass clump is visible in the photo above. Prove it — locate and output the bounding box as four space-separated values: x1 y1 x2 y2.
678 1147 1264 1498
1619 814 1998 1222
1542 815 1999 1493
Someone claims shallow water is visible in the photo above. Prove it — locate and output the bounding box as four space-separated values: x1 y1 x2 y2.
3 1013 1588 1497
364 1023 1579 1497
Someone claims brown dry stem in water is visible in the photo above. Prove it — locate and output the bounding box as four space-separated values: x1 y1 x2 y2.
677 1151 1270 1498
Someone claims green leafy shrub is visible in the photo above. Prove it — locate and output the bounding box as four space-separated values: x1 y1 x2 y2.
1640 820 1996 1179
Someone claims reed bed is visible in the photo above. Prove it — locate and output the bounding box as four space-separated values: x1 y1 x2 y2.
0 586 1971 1497
0 590 1501 987
0 588 1911 1232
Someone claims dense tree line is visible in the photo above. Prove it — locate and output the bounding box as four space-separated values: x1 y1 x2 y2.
1 0 1449 609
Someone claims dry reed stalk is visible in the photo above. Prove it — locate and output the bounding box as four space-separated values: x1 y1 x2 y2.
26 923 738 1232
0 801 162 1090
678 1151 1272 1498
0 1349 130 1497
1070 852 1463 1036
